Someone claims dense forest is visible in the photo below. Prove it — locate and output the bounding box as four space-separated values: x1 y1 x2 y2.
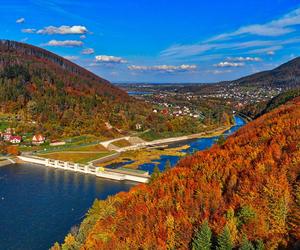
0 40 151 138
53 97 300 249
0 40 231 140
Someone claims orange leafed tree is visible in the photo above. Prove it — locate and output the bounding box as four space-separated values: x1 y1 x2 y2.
59 97 300 250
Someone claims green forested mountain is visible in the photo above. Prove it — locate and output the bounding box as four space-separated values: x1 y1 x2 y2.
0 40 150 138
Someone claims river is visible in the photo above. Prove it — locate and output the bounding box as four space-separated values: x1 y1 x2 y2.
138 116 246 173
0 116 246 250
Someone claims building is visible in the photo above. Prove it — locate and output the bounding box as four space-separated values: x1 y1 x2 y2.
2 133 12 142
32 134 45 145
9 136 21 144
135 123 142 130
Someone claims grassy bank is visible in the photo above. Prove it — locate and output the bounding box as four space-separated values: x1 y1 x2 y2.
37 151 113 164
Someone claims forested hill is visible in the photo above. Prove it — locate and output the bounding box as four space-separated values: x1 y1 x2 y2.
0 40 126 98
55 97 300 249
0 40 149 138
226 56 300 89
175 57 300 95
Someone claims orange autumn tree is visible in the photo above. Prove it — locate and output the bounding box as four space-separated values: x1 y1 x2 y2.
56 97 300 250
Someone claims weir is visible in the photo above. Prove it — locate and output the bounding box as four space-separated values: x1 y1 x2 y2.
18 156 150 183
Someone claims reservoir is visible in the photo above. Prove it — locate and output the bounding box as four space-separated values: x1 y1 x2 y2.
0 164 134 250
0 116 246 250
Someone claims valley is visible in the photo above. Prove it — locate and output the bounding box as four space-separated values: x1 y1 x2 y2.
0 36 299 250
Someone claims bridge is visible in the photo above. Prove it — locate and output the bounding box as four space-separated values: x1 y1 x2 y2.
18 155 150 183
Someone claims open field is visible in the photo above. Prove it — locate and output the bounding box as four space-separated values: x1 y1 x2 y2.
37 151 113 164
19 134 107 153
66 144 108 152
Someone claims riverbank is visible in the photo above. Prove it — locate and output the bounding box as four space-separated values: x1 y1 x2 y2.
0 158 16 167
116 124 233 153
95 116 246 173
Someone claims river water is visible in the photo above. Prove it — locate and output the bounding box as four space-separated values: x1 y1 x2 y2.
138 116 246 173
0 116 245 250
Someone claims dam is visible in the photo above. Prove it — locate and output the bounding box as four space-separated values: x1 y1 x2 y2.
18 155 150 183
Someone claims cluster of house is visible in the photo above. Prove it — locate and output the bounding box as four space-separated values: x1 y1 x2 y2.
0 128 45 145
153 105 205 119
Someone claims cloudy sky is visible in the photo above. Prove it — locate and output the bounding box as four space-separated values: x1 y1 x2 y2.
1 0 300 83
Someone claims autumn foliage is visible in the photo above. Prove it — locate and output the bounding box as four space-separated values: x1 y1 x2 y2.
0 40 150 138
57 98 300 250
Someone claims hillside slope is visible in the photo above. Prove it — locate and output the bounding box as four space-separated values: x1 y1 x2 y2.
176 57 300 95
230 57 300 88
0 40 149 138
242 88 300 118
56 97 300 249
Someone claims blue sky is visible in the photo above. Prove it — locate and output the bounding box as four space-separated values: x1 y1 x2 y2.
1 0 300 83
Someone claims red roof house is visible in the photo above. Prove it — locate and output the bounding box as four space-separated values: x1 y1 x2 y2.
32 134 45 145
9 136 22 144
2 133 12 142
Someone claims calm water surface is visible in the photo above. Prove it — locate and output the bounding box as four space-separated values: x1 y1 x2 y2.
0 116 246 250
0 164 134 250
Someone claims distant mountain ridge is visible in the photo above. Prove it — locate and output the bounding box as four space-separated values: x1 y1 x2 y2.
225 56 300 88
174 57 300 95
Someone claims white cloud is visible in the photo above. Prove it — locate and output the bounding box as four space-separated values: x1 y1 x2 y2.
209 8 300 41
81 48 95 55
161 40 274 59
80 35 86 39
161 43 216 58
214 62 244 67
95 55 127 63
128 64 197 72
37 25 88 35
248 46 282 55
207 69 233 75
45 40 83 47
226 56 262 62
22 28 36 34
267 51 275 55
16 17 25 24
161 8 300 60
63 56 79 60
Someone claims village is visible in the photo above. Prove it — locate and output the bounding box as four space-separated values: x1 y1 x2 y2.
118 82 284 113
0 128 45 146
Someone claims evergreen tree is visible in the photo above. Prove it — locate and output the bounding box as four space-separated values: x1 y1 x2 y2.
217 225 232 250
165 160 172 172
255 240 264 250
239 235 254 250
151 164 161 182
192 219 212 250
217 134 226 146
